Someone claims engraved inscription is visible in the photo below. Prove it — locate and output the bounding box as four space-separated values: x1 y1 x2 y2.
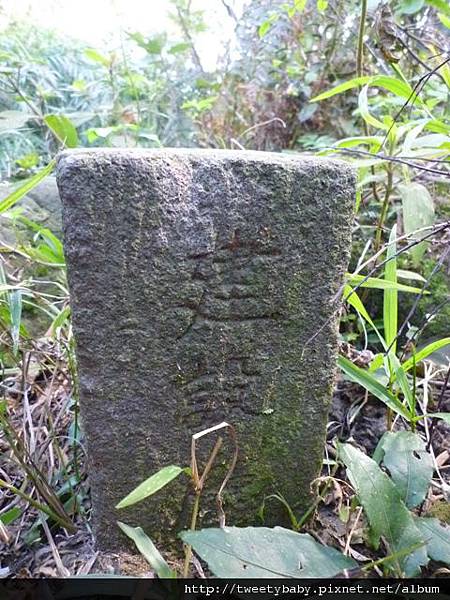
174 229 282 416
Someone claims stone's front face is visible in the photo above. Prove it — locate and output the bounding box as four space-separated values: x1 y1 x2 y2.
56 149 355 550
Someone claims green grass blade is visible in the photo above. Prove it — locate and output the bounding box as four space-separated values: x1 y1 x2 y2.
402 338 450 372
116 465 183 509
395 364 415 417
310 76 372 102
117 522 176 578
0 160 55 214
338 355 411 420
384 225 398 354
347 274 425 294
343 284 386 349
9 290 22 356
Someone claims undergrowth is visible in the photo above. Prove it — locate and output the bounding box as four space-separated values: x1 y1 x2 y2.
0 0 449 579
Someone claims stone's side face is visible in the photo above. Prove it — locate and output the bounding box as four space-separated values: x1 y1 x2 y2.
56 148 355 550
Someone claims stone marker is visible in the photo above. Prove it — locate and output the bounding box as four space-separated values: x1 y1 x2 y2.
56 148 355 550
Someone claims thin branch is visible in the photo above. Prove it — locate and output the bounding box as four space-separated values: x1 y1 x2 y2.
330 147 450 177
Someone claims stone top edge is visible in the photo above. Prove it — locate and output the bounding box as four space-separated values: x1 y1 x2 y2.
56 147 354 172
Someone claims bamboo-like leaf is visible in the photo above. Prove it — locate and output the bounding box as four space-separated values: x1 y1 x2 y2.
395 365 415 417
311 75 416 103
116 465 183 509
396 269 426 282
44 114 78 148
50 305 71 335
347 273 425 294
343 285 386 348
117 522 176 578
358 85 387 130
399 183 435 265
84 48 110 66
384 225 398 354
402 338 450 372
0 161 55 214
343 285 376 328
311 76 372 102
338 355 411 420
9 290 22 356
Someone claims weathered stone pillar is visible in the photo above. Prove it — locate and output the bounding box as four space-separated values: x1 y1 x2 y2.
56 149 354 550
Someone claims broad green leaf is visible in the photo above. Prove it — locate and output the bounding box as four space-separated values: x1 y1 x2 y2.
384 225 398 354
44 114 78 148
127 32 165 54
258 14 278 38
347 273 424 294
402 122 428 155
16 152 39 169
398 0 425 14
438 13 450 28
338 356 411 420
339 443 428 576
334 136 383 149
369 353 384 372
403 338 450 373
180 526 357 578
396 269 426 282
0 161 55 214
358 85 386 130
426 119 450 134
426 0 450 16
168 42 190 54
407 133 450 148
294 0 307 10
372 75 415 100
84 48 110 66
399 183 435 266
117 522 176 578
311 75 415 103
116 465 183 509
317 0 328 11
375 432 433 509
18 220 65 263
424 413 450 424
0 506 21 525
311 76 372 102
415 518 450 565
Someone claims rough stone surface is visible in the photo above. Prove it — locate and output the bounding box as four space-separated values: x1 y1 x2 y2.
56 148 355 551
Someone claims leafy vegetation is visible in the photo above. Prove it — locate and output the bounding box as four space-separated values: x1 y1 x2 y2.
0 0 449 579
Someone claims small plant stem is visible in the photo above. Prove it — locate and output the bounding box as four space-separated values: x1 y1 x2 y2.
198 437 223 488
0 479 74 531
183 492 200 578
297 465 339 529
387 407 393 431
427 363 450 450
357 0 367 80
183 436 223 577
355 0 382 225
374 165 394 254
